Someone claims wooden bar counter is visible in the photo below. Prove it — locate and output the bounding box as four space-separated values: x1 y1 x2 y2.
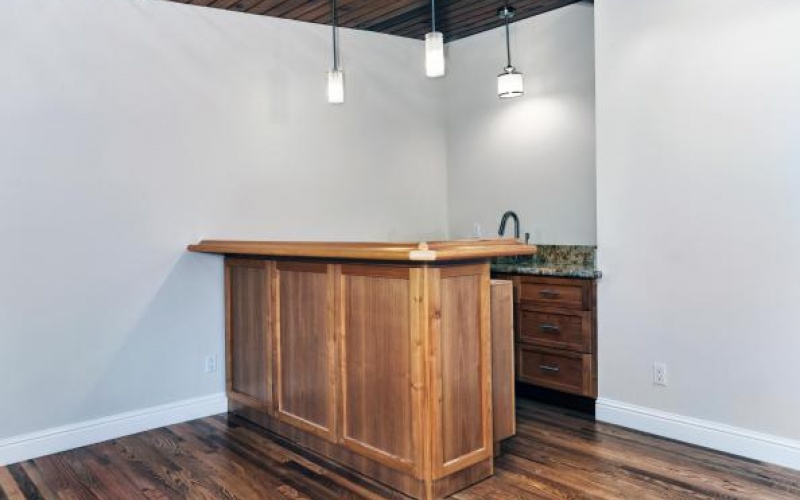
188 239 535 499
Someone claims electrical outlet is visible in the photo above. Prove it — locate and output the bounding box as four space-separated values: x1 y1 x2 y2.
473 223 482 238
205 354 217 374
653 362 667 386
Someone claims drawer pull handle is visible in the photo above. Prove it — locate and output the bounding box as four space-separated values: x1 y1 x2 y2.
539 290 561 298
539 364 560 373
539 323 560 332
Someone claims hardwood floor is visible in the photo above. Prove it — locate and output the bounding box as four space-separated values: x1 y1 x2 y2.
2 399 799 499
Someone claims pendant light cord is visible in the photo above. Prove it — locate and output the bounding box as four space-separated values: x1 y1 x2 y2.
431 0 436 32
331 0 339 70
504 3 512 68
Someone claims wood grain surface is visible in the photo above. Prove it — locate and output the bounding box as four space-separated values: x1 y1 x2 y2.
512 275 598 399
222 257 501 498
3 398 799 499
187 239 536 262
226 259 273 410
275 261 337 440
490 280 515 444
438 272 487 469
340 268 417 473
164 0 581 42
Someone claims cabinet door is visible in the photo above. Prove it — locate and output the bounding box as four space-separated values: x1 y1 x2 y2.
226 259 272 410
338 265 419 475
275 261 337 441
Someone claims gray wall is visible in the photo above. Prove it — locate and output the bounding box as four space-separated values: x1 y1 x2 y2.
0 0 447 439
444 3 596 244
596 0 800 443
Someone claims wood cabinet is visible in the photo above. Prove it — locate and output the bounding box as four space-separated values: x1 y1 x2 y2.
495 274 598 398
223 258 512 500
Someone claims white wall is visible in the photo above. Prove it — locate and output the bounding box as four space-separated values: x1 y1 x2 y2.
0 0 447 441
596 0 800 449
445 3 595 244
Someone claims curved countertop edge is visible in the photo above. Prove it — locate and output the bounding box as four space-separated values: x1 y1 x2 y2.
187 239 537 262
491 264 603 279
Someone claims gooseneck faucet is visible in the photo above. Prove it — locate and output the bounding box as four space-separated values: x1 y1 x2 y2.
498 210 520 240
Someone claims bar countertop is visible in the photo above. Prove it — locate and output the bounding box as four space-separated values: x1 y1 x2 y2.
188 238 536 262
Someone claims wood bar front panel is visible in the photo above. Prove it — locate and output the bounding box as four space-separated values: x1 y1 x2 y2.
275 262 336 440
339 266 417 473
226 259 272 409
434 265 492 477
490 280 515 443
223 258 502 499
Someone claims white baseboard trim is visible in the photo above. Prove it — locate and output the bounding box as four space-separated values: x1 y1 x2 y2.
0 393 227 467
596 398 800 471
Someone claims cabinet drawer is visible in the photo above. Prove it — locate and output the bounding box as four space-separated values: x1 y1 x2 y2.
517 347 594 397
519 309 592 352
519 278 590 310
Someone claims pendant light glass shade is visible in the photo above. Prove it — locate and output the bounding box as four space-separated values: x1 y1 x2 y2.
425 0 445 78
497 5 523 99
425 31 445 78
327 0 344 104
327 68 344 104
497 66 523 98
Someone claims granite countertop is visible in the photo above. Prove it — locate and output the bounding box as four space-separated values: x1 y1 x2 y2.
491 244 602 279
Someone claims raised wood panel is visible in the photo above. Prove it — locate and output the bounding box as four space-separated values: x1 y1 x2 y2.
339 270 417 474
434 265 492 477
226 259 272 410
275 262 336 440
490 280 515 443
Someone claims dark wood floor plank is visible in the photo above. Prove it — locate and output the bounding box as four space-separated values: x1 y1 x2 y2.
16 463 55 500
168 423 296 499
2 398 799 499
128 431 232 500
215 415 409 499
514 412 800 500
88 440 180 499
0 467 25 500
451 473 551 500
33 454 99 500
113 433 215 499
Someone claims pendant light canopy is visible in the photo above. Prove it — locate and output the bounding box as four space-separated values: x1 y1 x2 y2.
327 0 344 104
425 0 445 78
497 5 523 99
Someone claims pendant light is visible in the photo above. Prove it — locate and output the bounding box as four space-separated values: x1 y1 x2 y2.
327 0 344 104
425 0 445 78
497 4 523 99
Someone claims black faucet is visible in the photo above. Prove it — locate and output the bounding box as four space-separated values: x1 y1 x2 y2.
498 210 520 240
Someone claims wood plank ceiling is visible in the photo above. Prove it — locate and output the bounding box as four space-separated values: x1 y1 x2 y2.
170 0 582 42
